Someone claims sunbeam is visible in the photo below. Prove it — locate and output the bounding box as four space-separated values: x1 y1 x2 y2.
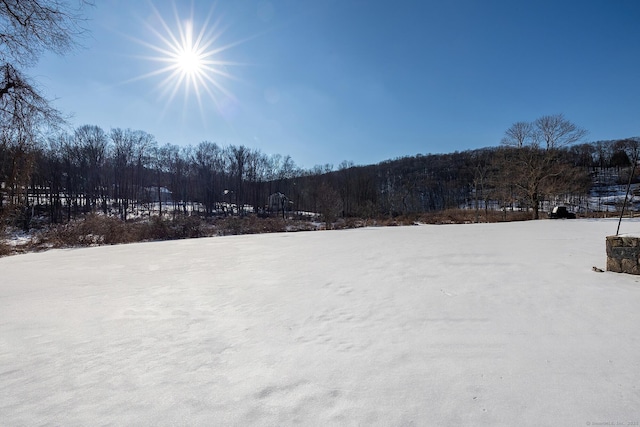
130 1 243 120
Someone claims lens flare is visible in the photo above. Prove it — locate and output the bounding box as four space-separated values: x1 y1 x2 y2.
128 2 242 119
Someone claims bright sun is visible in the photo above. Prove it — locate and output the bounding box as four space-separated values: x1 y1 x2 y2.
166 21 206 80
176 47 202 75
130 2 239 117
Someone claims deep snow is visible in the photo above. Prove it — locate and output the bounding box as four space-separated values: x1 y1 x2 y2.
1 219 639 426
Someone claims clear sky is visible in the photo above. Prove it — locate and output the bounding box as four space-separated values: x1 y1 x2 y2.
32 0 640 168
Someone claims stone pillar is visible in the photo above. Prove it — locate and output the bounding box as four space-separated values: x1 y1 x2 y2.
606 235 640 274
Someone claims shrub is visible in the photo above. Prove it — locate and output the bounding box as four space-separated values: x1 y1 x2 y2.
3 207 545 257
215 216 289 236
0 241 12 257
40 214 127 247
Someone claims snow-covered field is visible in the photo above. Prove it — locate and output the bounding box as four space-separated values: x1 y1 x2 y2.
1 219 639 426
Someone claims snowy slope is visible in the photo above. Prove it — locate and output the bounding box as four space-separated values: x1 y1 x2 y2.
1 219 639 426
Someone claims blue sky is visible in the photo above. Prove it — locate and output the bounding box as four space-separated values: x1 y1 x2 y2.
32 0 640 168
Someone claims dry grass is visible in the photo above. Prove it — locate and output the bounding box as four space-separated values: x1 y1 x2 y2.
384 209 534 225
2 208 599 258
214 216 317 235
36 214 213 248
12 214 318 254
0 241 11 257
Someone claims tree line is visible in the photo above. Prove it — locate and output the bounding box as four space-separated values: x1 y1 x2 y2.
2 126 306 226
2 1 639 231
2 118 639 230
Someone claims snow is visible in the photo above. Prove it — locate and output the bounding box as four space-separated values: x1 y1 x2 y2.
2 228 34 248
1 219 640 425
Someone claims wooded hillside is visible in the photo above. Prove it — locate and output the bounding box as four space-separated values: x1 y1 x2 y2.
2 121 638 230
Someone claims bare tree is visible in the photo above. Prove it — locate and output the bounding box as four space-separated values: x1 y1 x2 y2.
337 160 355 216
110 128 134 219
0 0 90 225
244 148 270 215
226 145 250 215
499 114 588 219
471 150 492 222
155 143 191 218
109 128 155 220
0 123 37 227
534 114 588 150
0 0 90 125
0 0 89 64
501 121 534 148
193 141 224 216
74 124 107 211
317 181 343 229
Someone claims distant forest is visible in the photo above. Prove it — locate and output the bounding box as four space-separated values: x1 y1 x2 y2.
1 120 639 230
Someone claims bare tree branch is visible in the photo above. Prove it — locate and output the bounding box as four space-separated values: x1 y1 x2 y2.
0 0 91 66
501 121 535 148
534 113 588 150
498 114 589 218
0 0 91 226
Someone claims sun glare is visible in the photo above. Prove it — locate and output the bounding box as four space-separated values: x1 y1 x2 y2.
177 48 202 75
130 2 241 118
